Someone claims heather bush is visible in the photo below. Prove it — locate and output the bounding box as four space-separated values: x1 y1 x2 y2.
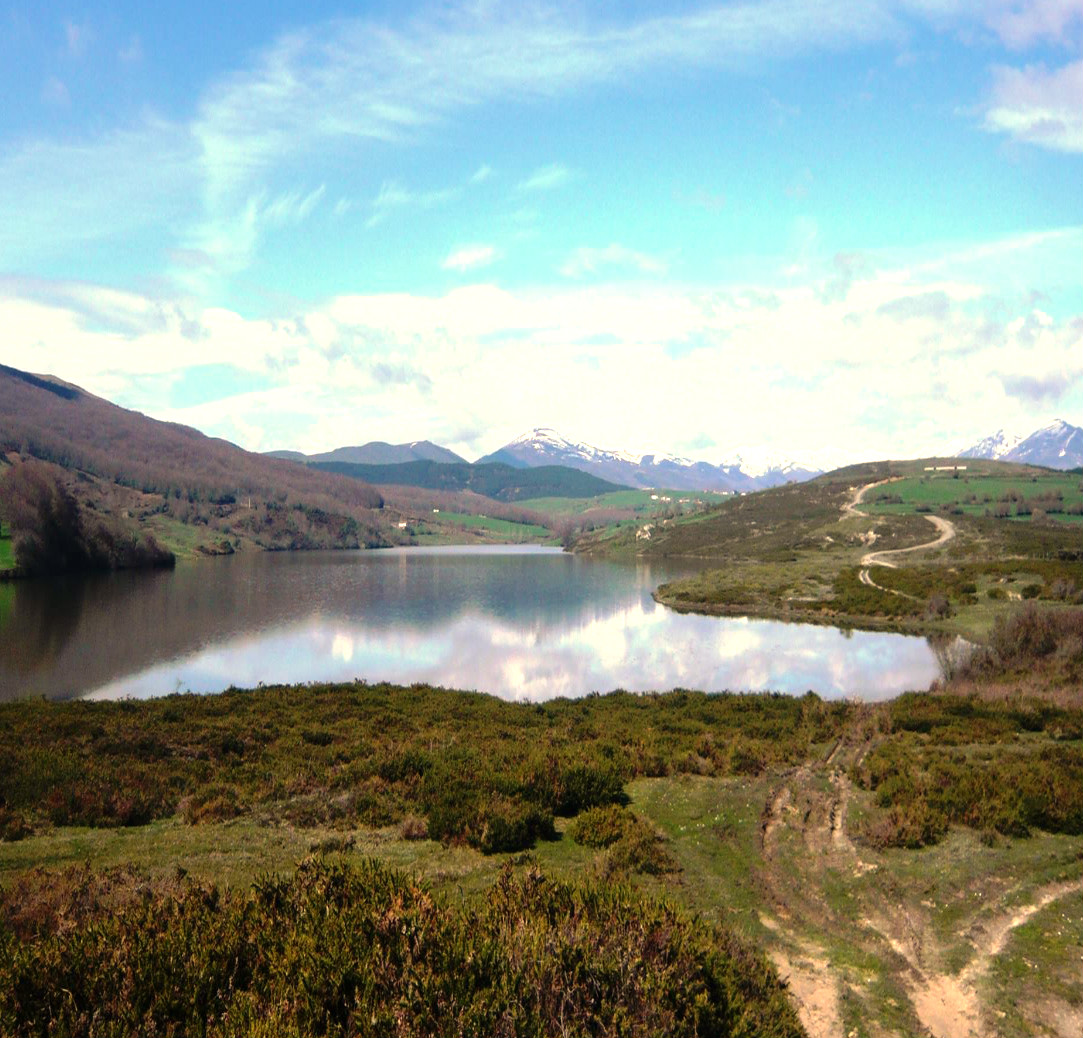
0 859 802 1038
854 693 1083 845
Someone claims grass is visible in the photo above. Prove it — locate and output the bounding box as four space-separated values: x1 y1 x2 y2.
866 471 1083 522
985 889 1083 1037
527 488 721 516
2 677 1081 1035
411 510 552 541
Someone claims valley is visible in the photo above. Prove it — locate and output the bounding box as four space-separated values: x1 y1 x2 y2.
2 366 1081 1037
4 3 1080 1033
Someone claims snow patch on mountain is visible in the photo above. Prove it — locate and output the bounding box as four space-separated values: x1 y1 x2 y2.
481 428 821 491
958 419 1082 470
957 429 1022 460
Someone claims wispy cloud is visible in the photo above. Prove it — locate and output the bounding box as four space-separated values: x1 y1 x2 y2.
470 164 494 184
41 76 69 107
63 19 92 58
982 0 1083 49
118 35 144 64
366 180 459 228
983 59 1083 153
560 244 666 278
0 119 197 267
517 163 572 192
185 1 903 254
2 1 1075 281
441 244 498 272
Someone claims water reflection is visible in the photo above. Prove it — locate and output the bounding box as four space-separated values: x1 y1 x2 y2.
0 546 943 702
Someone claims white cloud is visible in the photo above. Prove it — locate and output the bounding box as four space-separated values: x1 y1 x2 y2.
983 0 1083 48
560 244 667 278
983 59 1083 152
4 230 1079 466
470 164 494 184
441 245 498 272
517 163 572 192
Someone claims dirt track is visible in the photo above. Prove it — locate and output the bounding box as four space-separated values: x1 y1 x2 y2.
843 479 957 593
757 733 1083 1038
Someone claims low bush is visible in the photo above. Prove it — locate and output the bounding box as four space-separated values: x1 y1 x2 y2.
0 684 847 853
855 694 1083 845
0 859 802 1038
569 804 635 848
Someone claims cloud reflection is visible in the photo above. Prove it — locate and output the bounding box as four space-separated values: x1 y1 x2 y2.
87 592 940 703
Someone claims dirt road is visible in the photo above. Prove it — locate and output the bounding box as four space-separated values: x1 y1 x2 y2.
843 479 957 591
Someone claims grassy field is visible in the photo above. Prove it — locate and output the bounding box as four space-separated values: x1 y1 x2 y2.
526 487 722 516
411 510 552 542
2 672 1081 1037
865 470 1083 522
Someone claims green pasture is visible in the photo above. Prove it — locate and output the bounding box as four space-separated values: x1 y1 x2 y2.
421 511 551 540
866 471 1083 522
526 488 722 516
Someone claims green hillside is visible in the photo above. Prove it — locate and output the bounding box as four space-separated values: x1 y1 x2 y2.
313 459 628 501
865 467 1083 522
576 458 1083 638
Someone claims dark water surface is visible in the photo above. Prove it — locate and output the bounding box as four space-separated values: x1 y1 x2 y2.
0 546 944 701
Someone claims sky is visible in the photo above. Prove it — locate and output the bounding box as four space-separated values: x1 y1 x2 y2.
1 0 1081 470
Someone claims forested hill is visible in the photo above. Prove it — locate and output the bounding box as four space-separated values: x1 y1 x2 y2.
0 365 389 554
312 459 629 501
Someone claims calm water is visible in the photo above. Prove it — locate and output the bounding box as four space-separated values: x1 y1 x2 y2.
0 546 945 702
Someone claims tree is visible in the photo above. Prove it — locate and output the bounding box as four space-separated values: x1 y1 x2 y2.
0 462 90 574
0 462 173 576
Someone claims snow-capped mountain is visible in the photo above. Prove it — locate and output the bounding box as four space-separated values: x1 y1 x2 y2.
477 428 820 492
957 429 1022 461
958 420 1083 470
1005 420 1083 469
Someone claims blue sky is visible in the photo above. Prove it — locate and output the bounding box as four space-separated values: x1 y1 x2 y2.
1 1 1081 467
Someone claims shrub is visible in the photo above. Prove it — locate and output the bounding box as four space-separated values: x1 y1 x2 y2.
601 825 682 877
399 815 428 841
925 593 952 619
569 804 633 848
0 806 31 842
182 785 243 824
991 603 1058 660
475 796 556 854
0 860 803 1038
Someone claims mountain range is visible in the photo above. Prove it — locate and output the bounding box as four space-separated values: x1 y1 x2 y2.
959 420 1083 470
267 440 466 466
477 429 821 492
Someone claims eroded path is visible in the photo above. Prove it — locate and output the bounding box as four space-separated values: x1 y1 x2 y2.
754 731 1082 1038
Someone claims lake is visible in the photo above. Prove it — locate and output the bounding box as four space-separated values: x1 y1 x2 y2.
0 545 947 702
